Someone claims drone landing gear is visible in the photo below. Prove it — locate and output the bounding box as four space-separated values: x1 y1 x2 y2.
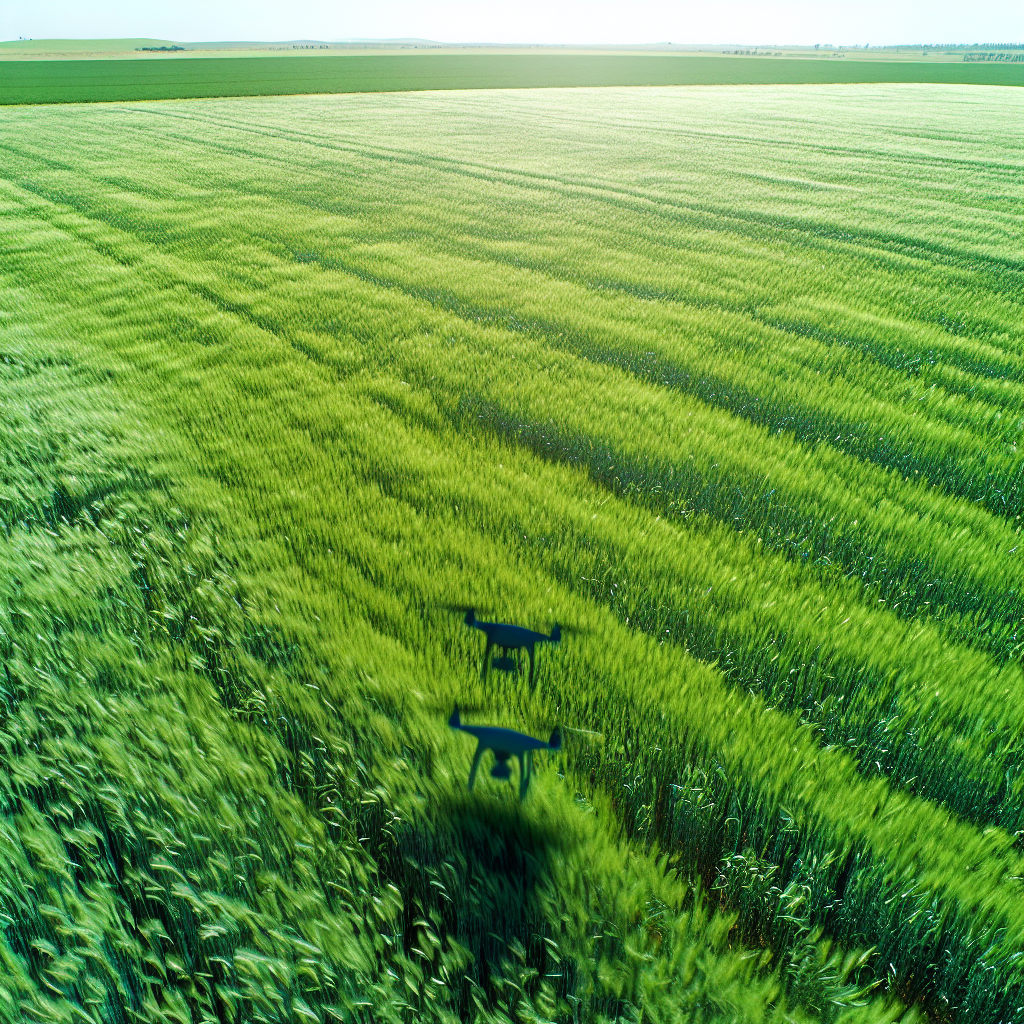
482 645 537 688
490 751 513 778
492 648 518 674
466 745 534 799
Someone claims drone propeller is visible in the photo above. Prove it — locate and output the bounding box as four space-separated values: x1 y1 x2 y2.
438 601 595 640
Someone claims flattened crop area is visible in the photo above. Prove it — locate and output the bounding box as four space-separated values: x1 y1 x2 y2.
1 85 1022 1023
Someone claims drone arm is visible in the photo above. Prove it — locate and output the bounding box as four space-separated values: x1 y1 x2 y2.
467 742 485 791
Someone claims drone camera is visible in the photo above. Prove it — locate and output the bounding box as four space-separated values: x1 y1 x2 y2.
491 751 513 779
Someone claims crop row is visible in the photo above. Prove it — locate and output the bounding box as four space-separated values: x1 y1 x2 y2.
6 103 1023 493
154 338 1024 1022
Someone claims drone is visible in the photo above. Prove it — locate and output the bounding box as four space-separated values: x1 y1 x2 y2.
458 608 561 688
449 705 561 799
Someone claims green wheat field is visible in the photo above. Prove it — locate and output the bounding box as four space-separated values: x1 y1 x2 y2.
2 54 1021 105
1 82 1022 1022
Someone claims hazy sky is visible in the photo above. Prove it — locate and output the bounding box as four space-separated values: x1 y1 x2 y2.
2 0 1021 47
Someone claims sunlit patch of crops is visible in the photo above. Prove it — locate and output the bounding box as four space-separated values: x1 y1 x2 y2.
1 83 1021 1022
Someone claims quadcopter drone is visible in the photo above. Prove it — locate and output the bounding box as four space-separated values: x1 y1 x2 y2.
449 705 561 799
459 608 561 688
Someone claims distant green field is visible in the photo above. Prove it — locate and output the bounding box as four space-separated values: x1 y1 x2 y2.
2 52 1021 103
2 83 1023 1023
0 36 173 52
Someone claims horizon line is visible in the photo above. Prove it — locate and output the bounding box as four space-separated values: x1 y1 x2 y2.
4 37 1022 48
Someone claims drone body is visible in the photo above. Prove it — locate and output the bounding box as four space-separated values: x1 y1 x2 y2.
462 609 561 687
449 705 561 799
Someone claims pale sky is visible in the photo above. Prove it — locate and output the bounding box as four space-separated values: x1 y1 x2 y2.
2 0 1021 47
